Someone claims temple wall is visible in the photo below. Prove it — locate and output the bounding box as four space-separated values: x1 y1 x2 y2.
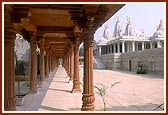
100 48 164 75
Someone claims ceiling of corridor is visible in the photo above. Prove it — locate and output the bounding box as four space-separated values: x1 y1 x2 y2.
12 4 124 58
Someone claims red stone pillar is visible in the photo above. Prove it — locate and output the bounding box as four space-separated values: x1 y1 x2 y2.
81 35 95 111
4 4 16 111
67 53 69 76
29 33 38 94
72 44 81 93
49 51 52 72
69 49 74 81
65 54 68 73
45 48 49 78
40 38 45 83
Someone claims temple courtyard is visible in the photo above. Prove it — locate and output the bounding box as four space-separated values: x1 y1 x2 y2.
16 65 164 112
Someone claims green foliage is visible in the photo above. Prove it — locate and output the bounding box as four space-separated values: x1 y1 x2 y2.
94 82 121 111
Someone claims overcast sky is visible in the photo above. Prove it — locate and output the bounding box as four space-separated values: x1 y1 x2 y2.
94 3 165 41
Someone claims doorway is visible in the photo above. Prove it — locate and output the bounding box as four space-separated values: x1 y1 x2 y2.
129 60 132 71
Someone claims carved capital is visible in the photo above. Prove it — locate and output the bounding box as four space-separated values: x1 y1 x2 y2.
4 5 14 23
84 39 94 48
13 8 29 23
30 32 37 44
73 44 79 53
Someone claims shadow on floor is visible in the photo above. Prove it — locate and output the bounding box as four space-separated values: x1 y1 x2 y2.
39 105 66 111
95 103 164 111
95 69 164 79
48 88 71 93
52 80 69 83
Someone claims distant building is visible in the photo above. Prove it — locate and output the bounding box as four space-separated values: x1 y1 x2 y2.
93 17 164 75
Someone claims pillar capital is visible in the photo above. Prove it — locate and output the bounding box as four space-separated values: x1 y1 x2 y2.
4 4 14 22
82 28 94 41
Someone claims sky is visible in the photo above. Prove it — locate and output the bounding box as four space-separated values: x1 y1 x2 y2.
94 3 165 41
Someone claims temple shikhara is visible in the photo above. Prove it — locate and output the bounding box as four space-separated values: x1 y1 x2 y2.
3 3 165 112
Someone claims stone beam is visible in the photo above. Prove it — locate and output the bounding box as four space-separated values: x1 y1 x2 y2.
37 26 73 34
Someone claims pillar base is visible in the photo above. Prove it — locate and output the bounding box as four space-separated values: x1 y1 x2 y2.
72 80 81 93
81 93 95 111
71 88 81 93
4 96 16 111
38 80 45 88
28 89 37 94
4 106 16 111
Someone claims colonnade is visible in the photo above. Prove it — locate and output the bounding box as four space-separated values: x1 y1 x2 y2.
95 40 164 57
4 5 95 111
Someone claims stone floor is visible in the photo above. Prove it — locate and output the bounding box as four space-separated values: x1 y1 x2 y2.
16 65 165 112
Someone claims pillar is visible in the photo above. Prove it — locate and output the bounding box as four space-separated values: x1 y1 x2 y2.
4 4 16 111
29 33 37 94
45 48 49 78
110 45 112 54
117 42 120 53
82 36 95 111
49 51 52 73
69 49 74 81
98 46 101 57
72 44 81 93
157 40 161 48
132 41 135 52
68 52 71 76
40 38 45 83
142 41 145 50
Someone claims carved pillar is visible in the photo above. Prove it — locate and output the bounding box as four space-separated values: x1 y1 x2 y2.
29 33 37 94
4 4 16 111
72 44 81 93
70 48 74 81
4 27 16 111
40 38 45 83
45 47 49 78
82 35 95 111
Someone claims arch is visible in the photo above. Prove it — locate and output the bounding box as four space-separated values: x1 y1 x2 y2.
153 42 157 48
138 43 142 50
146 43 150 49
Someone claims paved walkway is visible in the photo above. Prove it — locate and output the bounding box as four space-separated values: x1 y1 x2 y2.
16 65 165 112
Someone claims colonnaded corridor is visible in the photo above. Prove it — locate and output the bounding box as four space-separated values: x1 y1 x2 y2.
16 65 164 112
